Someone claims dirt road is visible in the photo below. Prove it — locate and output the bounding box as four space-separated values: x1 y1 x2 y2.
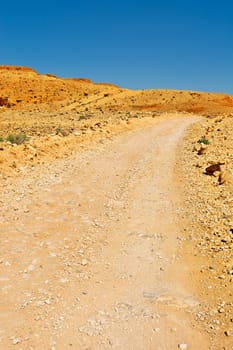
0 117 211 349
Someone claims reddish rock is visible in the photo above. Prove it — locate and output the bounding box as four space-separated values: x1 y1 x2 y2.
0 97 8 106
205 164 221 175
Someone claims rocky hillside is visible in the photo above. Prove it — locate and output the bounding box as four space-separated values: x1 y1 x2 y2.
0 65 120 110
0 65 233 175
0 65 233 115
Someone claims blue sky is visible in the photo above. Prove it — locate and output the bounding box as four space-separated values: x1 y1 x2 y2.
1 1 233 94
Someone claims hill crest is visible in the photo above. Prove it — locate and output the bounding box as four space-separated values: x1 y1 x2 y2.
0 65 233 116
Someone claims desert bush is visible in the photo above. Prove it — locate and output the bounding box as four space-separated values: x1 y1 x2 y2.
55 128 69 136
78 114 92 121
197 137 210 145
6 133 28 145
55 127 62 135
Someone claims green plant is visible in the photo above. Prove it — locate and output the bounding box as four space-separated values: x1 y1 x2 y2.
6 133 28 145
78 114 92 121
197 137 210 145
0 136 4 142
55 128 69 136
55 127 62 135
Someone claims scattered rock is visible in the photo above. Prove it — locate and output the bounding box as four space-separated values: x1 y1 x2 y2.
11 336 21 345
197 146 207 155
81 258 88 266
205 163 221 175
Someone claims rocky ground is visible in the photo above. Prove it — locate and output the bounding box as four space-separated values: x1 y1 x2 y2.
0 116 212 350
178 115 233 349
1 65 233 175
0 65 233 349
0 108 165 174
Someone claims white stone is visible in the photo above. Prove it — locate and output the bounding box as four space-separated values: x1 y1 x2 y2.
81 259 88 266
178 344 188 350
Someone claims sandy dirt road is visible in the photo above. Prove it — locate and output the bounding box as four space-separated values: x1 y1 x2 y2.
0 116 211 349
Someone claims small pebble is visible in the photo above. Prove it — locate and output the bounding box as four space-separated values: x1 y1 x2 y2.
178 344 188 350
11 337 21 345
218 274 225 279
81 259 88 266
218 308 225 313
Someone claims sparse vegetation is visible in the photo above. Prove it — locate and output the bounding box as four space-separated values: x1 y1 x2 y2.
55 128 69 136
78 114 92 121
5 133 29 145
55 127 62 135
0 136 4 142
197 137 210 145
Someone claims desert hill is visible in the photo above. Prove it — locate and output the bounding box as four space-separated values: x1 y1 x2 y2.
0 65 233 173
0 65 233 115
0 65 120 110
